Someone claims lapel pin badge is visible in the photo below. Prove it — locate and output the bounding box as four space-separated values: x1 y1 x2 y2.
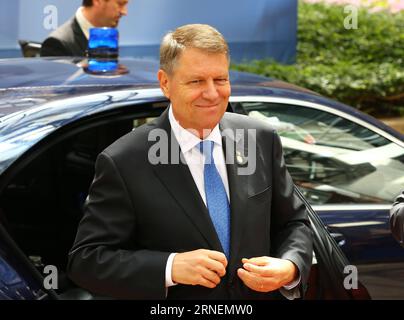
236 151 246 165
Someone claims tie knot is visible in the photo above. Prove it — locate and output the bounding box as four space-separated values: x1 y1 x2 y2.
199 140 214 163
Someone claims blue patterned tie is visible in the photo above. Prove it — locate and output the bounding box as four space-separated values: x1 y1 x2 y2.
199 140 230 258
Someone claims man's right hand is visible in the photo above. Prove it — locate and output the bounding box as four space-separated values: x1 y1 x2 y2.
172 249 227 288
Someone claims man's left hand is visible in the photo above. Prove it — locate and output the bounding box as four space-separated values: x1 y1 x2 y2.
237 256 298 292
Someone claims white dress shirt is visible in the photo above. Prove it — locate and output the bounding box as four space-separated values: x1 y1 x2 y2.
168 107 230 204
75 7 94 40
165 106 230 287
164 106 300 299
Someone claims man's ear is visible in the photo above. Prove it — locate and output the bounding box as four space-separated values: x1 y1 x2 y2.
157 69 170 99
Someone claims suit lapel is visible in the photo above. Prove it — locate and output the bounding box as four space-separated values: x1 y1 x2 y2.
220 118 249 276
151 111 223 251
72 17 88 55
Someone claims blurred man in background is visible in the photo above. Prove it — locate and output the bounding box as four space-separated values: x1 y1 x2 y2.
391 191 404 247
40 0 129 57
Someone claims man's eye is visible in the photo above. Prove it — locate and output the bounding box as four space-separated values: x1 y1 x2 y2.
215 79 228 85
189 80 202 84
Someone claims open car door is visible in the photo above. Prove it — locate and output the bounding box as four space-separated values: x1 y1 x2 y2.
297 187 371 300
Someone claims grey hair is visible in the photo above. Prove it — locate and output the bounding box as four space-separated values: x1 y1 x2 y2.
159 24 230 75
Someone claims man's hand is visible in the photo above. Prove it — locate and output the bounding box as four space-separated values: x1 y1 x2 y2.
237 256 298 292
172 249 227 288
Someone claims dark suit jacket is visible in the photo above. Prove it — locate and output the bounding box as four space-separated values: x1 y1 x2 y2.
391 191 404 246
67 110 313 299
40 17 87 57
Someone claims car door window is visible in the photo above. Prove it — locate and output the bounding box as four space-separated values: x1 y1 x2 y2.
240 101 404 205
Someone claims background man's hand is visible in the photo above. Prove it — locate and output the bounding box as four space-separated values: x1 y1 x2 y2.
172 249 227 288
237 256 298 292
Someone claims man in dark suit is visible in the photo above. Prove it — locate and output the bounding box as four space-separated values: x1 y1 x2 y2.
67 24 313 299
40 0 128 57
391 191 404 247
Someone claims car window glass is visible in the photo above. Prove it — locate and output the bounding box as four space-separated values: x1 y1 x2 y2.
241 102 404 205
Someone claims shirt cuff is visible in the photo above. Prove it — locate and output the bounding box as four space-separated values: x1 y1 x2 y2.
165 253 178 287
283 273 301 290
280 272 301 300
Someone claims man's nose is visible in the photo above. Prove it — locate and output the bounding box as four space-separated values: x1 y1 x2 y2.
202 79 219 100
120 6 128 16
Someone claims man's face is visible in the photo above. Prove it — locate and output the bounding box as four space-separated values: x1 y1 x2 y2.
98 0 128 27
158 48 231 138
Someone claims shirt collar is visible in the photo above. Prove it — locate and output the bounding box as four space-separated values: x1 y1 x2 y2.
168 106 222 154
75 7 94 40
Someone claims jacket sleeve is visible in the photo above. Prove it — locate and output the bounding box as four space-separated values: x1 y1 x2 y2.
269 130 313 295
390 191 404 246
67 151 170 299
40 37 70 57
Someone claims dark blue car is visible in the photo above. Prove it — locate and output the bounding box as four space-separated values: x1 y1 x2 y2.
0 57 402 299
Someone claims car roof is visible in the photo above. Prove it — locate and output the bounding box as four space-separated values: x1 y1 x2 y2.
1 57 400 135
0 57 314 90
0 57 322 116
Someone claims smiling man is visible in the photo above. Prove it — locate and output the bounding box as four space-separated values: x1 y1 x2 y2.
40 0 129 57
67 24 313 300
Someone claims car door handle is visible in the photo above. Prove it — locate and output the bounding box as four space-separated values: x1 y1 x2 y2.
330 232 346 247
